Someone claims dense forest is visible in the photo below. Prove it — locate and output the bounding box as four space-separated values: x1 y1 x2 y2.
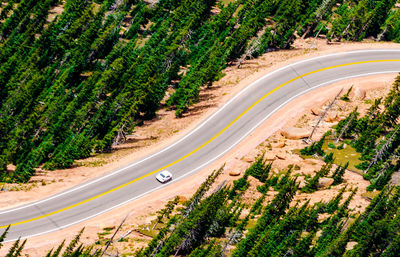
1 0 399 182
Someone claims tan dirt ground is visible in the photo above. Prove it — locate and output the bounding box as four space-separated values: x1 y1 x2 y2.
0 39 399 255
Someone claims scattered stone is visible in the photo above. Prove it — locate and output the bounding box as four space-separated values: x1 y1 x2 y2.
229 170 241 176
311 107 323 116
318 177 334 188
239 209 250 219
324 111 339 122
350 87 366 99
298 179 306 188
276 153 286 160
271 140 286 148
281 127 311 140
346 241 358 251
265 153 276 161
241 156 253 163
304 159 319 165
178 196 188 203
328 121 339 127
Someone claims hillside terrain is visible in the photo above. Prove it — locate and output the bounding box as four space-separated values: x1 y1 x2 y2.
1 0 400 182
1 73 399 256
1 0 400 256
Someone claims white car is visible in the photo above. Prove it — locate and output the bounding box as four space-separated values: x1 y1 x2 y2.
156 170 172 183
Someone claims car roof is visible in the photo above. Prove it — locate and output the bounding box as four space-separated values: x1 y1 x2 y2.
160 170 172 176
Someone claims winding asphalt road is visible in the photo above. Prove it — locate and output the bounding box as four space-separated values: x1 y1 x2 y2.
1 49 400 241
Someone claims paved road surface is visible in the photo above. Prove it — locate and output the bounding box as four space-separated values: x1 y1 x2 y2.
1 50 400 241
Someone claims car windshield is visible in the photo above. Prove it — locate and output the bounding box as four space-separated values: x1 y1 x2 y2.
160 173 165 178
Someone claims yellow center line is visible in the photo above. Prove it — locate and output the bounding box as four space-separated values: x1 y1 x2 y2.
1 59 399 229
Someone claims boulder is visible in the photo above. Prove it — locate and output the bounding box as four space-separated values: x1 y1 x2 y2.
276 153 286 160
318 177 334 188
271 140 286 148
304 159 320 165
178 196 188 203
346 241 358 251
229 170 241 176
298 179 307 189
350 87 366 100
281 127 311 140
265 153 276 161
242 156 253 163
324 111 339 122
311 107 323 116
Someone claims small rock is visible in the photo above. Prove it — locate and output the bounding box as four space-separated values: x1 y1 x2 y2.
299 180 307 189
229 170 241 176
304 159 319 165
281 127 311 140
318 177 334 188
311 107 323 116
242 156 253 163
239 209 250 219
350 87 366 100
324 112 339 122
328 121 339 127
265 153 276 161
276 153 286 160
178 196 188 203
271 140 286 148
346 241 358 251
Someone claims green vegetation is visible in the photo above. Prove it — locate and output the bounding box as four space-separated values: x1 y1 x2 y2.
1 151 400 256
323 140 363 172
301 74 400 190
0 0 399 183
302 163 331 193
334 76 400 190
0 1 400 255
340 86 353 102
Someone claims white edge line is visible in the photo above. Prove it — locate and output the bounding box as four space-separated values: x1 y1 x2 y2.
1 49 399 214
4 70 399 242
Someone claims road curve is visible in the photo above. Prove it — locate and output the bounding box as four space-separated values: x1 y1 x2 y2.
1 49 400 241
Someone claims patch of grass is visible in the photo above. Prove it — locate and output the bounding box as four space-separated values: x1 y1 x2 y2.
103 226 115 232
361 190 380 200
322 140 362 173
75 159 106 167
245 219 258 230
137 220 165 238
220 0 237 4
294 140 362 173
292 149 316 160
328 142 336 149
97 231 111 236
